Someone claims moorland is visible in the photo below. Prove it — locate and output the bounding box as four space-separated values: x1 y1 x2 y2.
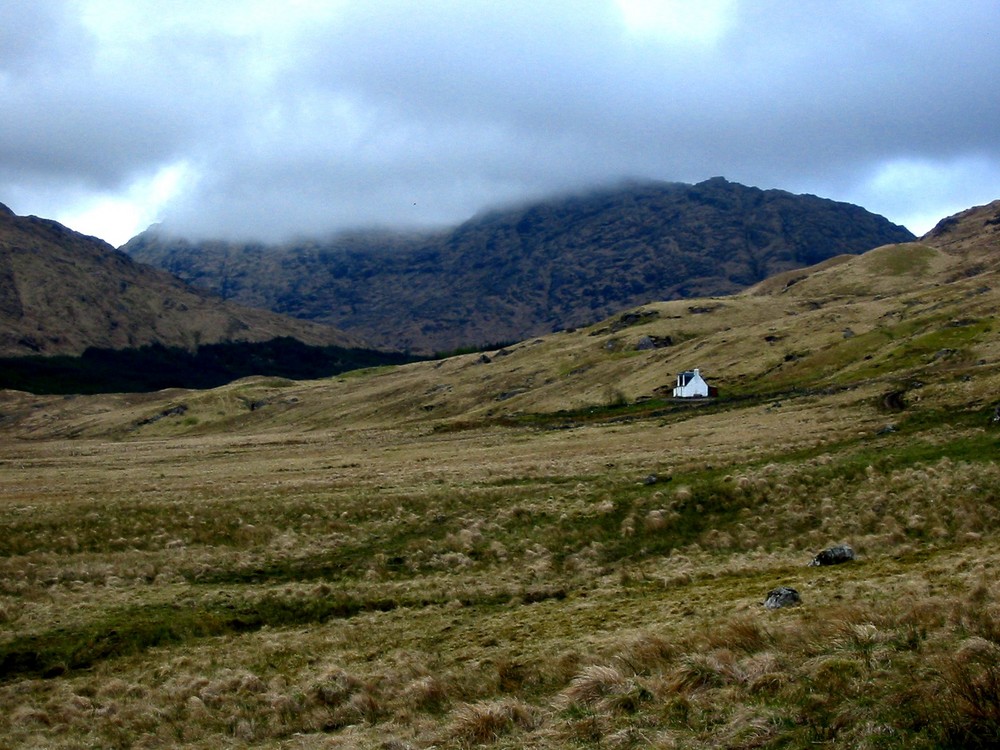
2 200 1000 748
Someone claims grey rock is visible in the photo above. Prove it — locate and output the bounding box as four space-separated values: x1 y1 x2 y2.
610 309 660 332
635 334 674 351
136 403 188 426
809 544 855 567
495 388 527 402
764 586 801 609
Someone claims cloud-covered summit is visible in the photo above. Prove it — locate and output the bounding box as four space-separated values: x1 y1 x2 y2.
2 1 999 245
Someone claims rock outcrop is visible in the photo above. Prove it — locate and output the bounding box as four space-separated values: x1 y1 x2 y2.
809 544 856 567
764 587 802 609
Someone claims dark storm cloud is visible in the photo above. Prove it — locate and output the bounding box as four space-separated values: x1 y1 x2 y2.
0 2 260 205
1 1 999 243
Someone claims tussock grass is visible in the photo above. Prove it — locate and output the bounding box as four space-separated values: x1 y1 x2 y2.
448 698 540 746
10 207 1000 747
3 363 1000 747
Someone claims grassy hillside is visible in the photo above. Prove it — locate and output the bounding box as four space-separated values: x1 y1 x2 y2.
1 202 999 748
0 203 361 358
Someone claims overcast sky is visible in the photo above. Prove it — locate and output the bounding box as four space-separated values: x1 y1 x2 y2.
2 0 999 246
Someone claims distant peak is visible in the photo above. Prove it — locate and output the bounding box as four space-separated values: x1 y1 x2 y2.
925 199 1000 234
0 202 14 217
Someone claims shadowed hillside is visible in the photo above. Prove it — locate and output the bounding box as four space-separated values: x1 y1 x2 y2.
0 203 362 357
124 178 914 353
0 338 422 395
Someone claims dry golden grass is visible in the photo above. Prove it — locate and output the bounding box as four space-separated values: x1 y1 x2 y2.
3 218 1000 747
2 382 999 749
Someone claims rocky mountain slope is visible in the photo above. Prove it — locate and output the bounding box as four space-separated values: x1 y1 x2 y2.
124 178 915 353
0 203 362 357
8 198 998 438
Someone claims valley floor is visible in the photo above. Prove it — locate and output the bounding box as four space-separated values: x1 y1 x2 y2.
2 383 1000 749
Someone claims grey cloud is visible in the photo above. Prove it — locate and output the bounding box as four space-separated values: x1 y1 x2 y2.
0 1 88 73
0 7 256 193
288 1 1000 187
1 0 999 242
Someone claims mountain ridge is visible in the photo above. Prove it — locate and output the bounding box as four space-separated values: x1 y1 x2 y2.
0 203 364 357
2 197 997 438
124 178 915 353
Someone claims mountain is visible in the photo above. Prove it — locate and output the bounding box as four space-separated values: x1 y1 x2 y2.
13 197 996 435
123 178 915 354
0 202 363 358
921 198 1000 262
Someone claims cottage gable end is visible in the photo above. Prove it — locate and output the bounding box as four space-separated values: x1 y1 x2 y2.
672 367 713 398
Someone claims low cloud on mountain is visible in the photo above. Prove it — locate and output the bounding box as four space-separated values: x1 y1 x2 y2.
1 1 998 244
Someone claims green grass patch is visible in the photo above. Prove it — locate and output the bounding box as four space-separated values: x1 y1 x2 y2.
866 243 938 276
887 319 992 364
759 316 992 392
0 585 572 682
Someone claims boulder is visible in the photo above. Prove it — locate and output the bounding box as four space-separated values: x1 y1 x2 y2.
136 403 188 426
764 586 801 609
809 544 855 567
635 334 674 351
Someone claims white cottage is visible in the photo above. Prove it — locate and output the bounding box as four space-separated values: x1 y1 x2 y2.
673 368 712 398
